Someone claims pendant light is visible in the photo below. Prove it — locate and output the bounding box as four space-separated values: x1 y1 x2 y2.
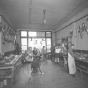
43 9 46 23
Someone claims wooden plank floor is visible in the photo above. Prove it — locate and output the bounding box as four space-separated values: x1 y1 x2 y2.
4 60 88 88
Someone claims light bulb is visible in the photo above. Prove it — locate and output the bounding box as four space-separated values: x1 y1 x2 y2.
44 19 46 23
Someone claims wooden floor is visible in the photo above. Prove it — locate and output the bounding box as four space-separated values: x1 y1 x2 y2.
4 60 88 88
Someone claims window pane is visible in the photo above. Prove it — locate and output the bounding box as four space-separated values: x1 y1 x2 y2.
47 46 51 52
37 32 45 37
28 38 45 50
28 32 37 37
21 46 27 51
46 32 51 37
41 38 45 46
46 38 51 46
21 31 27 37
21 38 27 45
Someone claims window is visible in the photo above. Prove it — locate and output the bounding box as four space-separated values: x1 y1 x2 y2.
21 38 27 51
28 32 37 37
21 46 27 51
46 32 51 37
21 38 27 45
46 38 51 46
46 38 51 52
46 46 51 52
21 31 27 37
20 31 52 51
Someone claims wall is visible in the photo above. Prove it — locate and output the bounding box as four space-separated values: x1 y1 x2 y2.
0 8 15 53
0 16 1 53
0 32 1 53
1 16 15 53
73 16 88 50
55 7 88 50
16 31 21 47
0 8 14 28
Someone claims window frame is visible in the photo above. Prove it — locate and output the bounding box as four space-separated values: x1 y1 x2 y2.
20 30 52 52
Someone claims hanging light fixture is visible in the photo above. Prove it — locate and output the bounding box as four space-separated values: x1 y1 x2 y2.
29 0 32 23
43 9 46 23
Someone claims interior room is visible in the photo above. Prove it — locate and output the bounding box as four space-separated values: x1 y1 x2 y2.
0 0 88 88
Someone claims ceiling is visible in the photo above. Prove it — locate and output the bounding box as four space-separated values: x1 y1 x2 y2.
0 0 88 31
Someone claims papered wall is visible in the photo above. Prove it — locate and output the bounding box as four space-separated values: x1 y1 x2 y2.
0 16 15 53
74 16 88 50
0 17 1 53
56 24 74 39
55 7 88 50
16 31 21 47
0 32 1 53
0 8 14 28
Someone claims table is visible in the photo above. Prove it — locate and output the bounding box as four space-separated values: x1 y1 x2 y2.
0 55 22 83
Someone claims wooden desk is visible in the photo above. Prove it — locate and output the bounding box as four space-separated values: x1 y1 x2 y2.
0 55 22 83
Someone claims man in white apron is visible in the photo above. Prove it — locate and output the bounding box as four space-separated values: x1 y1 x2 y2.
68 44 78 77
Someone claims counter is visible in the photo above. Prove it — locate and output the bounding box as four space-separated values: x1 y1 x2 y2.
0 55 22 83
75 57 88 77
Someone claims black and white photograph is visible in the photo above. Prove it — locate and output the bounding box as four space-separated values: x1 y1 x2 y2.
0 0 88 88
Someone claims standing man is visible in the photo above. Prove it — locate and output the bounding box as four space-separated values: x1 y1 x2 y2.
41 46 47 60
68 44 78 77
15 42 20 55
51 44 55 61
33 47 38 56
62 44 68 71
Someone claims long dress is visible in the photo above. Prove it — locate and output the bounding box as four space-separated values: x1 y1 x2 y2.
68 48 76 74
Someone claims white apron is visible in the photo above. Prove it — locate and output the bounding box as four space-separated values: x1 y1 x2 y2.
68 53 76 74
